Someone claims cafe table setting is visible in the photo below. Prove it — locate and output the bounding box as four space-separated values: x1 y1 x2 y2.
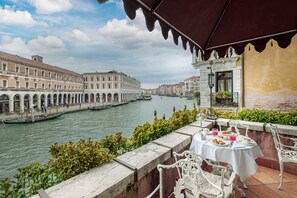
190 128 264 182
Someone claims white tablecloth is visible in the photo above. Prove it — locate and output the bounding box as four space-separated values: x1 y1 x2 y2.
190 133 264 181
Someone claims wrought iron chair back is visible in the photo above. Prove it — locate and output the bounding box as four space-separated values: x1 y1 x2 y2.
269 123 297 190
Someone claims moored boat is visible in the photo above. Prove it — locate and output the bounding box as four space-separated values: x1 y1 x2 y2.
143 95 152 100
89 105 112 111
2 112 65 124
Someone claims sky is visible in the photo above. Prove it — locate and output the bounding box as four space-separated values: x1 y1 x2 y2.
0 0 198 89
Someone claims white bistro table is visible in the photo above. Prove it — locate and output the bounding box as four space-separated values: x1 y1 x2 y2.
190 133 264 182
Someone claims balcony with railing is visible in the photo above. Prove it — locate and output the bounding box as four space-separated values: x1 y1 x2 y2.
212 91 239 107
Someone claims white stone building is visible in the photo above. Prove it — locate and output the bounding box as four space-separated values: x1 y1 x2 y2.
183 76 200 97
192 48 242 108
83 71 141 104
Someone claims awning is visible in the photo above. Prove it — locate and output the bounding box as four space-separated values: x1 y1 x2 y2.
113 0 297 58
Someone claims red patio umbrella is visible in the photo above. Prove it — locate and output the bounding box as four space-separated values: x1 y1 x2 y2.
102 0 297 59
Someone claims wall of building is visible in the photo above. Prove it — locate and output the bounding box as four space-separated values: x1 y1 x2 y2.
244 35 297 110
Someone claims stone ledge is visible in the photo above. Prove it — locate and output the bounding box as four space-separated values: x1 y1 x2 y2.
175 125 201 137
216 118 230 127
31 161 134 198
265 123 297 136
190 120 213 128
238 120 265 132
116 143 171 181
153 132 191 153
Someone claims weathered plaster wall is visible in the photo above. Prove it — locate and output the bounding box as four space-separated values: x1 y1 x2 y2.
244 34 297 110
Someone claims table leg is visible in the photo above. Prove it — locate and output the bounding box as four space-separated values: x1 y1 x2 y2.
243 182 248 189
235 185 246 197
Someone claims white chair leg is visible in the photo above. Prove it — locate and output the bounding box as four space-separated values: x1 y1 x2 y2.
278 161 283 190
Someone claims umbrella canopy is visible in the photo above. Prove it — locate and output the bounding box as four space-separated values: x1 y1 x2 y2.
117 0 297 58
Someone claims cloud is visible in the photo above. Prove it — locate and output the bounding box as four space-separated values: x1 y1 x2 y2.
71 29 91 42
0 35 66 55
0 5 37 26
29 0 72 14
99 10 169 49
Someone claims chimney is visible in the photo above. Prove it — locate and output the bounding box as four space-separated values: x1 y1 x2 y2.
32 55 43 63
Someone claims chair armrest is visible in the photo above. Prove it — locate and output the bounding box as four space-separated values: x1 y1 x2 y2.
224 172 236 186
281 143 297 150
146 185 160 198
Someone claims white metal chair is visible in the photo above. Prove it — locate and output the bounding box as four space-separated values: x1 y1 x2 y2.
218 120 249 137
269 123 297 190
146 151 236 198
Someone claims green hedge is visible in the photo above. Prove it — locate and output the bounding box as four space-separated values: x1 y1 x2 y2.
213 108 297 126
0 108 199 197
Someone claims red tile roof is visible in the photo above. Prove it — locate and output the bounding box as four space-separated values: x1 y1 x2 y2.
0 51 81 77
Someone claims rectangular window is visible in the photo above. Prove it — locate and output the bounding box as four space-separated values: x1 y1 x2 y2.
3 80 8 88
114 83 117 89
26 82 29 89
115 77 117 81
90 84 93 89
35 83 38 89
34 69 38 76
49 72 51 78
25 68 29 75
2 63 7 71
42 83 45 89
42 70 45 77
16 81 20 88
49 84 51 90
216 71 233 92
15 65 19 74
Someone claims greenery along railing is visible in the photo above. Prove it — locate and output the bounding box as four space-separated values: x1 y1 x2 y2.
0 106 199 198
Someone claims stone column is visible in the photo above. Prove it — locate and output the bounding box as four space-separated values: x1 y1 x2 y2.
9 99 14 112
44 95 48 107
61 94 64 105
37 95 41 110
20 95 24 113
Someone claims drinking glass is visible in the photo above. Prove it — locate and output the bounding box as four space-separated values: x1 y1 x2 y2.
230 135 237 141
212 128 218 136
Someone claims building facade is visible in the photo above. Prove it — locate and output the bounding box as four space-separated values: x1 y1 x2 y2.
83 71 141 104
192 34 297 110
0 52 141 114
183 76 200 97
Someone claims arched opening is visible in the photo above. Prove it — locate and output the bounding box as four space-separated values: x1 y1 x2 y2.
40 94 45 107
24 94 30 111
107 93 112 102
0 94 10 114
63 94 67 104
96 93 100 102
47 94 51 106
84 93 89 103
13 95 21 112
90 93 94 103
102 93 106 103
71 94 74 104
68 94 71 104
53 94 57 106
33 94 38 108
114 93 119 102
75 94 78 104
58 94 62 105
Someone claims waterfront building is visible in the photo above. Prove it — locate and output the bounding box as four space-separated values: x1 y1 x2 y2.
0 51 142 114
192 34 297 110
0 51 84 114
82 71 141 104
173 82 185 97
183 76 200 97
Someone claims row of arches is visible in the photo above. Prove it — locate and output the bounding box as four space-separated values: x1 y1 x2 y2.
0 92 135 114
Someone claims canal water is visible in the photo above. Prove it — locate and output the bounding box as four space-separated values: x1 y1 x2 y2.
0 96 197 179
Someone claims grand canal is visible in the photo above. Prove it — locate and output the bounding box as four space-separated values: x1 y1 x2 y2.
0 96 196 179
